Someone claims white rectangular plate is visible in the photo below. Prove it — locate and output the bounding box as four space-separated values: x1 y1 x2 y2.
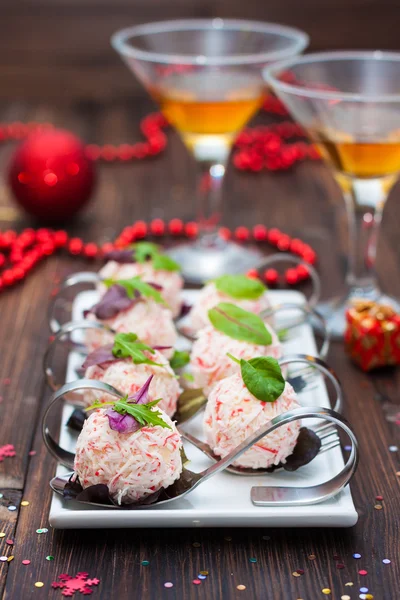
49 289 358 529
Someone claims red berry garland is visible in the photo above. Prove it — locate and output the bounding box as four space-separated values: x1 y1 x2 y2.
0 221 317 292
0 96 319 292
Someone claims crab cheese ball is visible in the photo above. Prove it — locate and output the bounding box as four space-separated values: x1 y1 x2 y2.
74 408 183 504
86 299 177 359
83 351 182 417
189 281 272 333
190 324 282 396
99 261 183 318
204 374 300 469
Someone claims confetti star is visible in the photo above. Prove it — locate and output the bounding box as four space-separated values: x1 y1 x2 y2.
51 573 100 597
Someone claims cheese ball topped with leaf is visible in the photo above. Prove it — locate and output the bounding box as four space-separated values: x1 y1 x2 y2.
85 277 178 359
190 303 282 396
74 376 183 505
188 274 272 333
99 242 183 317
203 357 301 469
81 334 182 417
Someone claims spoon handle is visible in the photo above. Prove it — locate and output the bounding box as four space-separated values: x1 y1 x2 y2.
48 271 100 333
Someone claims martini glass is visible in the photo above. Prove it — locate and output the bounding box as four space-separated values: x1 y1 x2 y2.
111 19 308 283
265 51 400 339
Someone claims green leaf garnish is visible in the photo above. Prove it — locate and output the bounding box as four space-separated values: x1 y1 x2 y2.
104 276 166 305
112 333 163 366
113 397 171 429
182 373 194 383
152 253 180 272
133 241 180 272
208 303 272 345
133 241 160 263
214 274 266 300
240 356 285 402
170 350 190 370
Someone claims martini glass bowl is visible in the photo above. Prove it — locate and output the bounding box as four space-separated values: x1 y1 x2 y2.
111 19 308 283
265 51 400 339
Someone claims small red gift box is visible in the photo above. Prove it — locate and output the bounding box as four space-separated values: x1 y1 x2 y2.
345 300 400 371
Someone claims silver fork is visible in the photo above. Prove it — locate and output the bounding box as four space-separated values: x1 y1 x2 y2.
180 421 341 476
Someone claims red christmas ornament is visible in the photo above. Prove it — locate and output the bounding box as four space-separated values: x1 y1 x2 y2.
8 128 96 223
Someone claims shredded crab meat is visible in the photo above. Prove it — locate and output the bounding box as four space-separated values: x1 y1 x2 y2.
74 409 183 504
83 352 182 417
190 324 283 396
188 282 273 333
204 374 301 469
98 260 183 317
85 299 177 359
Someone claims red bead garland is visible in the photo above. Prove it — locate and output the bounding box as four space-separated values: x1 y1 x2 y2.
0 221 317 292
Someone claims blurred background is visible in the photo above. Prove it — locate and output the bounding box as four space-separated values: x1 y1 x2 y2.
1 0 399 103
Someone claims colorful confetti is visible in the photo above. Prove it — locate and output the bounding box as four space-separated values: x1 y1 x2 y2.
292 572 301 577
199 571 209 576
22 560 31 565
359 570 368 576
34 582 44 588
7 556 14 562
192 579 201 585
7 506 16 511
28 451 36 456
0 556 8 562
345 582 354 587
389 445 398 452
5 539 13 545
382 559 391 564
322 589 331 595
353 553 362 559
0 533 5 538
237 585 246 591
344 445 352 451
341 596 351 600
141 560 149 566
198 575 207 580
21 501 30 507
374 504 383 510
308 554 316 560
336 563 345 569
375 495 383 501
164 582 173 588
46 556 54 561
192 542 201 548
360 587 368 593
249 558 257 563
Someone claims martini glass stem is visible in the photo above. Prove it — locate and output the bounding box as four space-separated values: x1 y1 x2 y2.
344 178 388 294
196 159 227 248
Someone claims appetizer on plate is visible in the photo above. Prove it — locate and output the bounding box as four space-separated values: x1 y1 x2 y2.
190 303 282 395
74 376 183 505
188 274 272 333
81 333 182 417
204 356 300 469
99 242 183 317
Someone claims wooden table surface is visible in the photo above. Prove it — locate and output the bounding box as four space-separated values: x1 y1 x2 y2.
0 98 399 600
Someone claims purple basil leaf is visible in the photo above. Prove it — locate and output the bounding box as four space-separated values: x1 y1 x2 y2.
106 407 140 434
91 284 137 320
178 302 192 319
128 375 154 405
148 282 163 291
283 427 322 472
81 344 116 369
104 249 135 263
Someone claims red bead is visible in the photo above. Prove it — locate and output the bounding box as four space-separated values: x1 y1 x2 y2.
253 224 268 241
168 218 184 235
84 243 98 258
235 226 250 241
10 252 23 264
264 269 279 285
246 269 259 279
68 238 84 255
54 230 68 248
133 221 147 239
101 242 114 255
296 264 310 280
290 239 305 255
277 234 291 251
13 266 25 281
36 229 52 244
185 221 198 238
302 249 317 265
100 144 117 162
218 227 231 241
41 241 55 256
267 228 282 245
0 253 5 268
150 218 165 236
285 268 299 285
2 231 17 248
2 269 15 286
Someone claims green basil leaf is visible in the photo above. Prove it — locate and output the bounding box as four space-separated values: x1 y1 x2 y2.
108 276 166 305
170 350 190 370
240 356 285 402
208 303 272 345
133 241 160 263
114 398 171 429
112 333 163 366
152 253 180 272
214 274 266 299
